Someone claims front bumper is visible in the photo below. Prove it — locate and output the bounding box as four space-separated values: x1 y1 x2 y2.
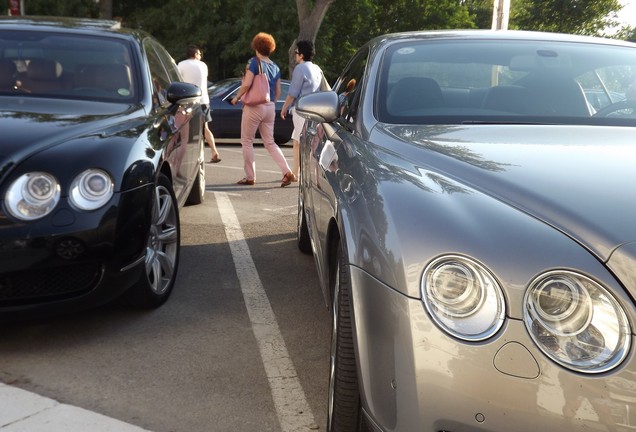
0 185 153 319
350 266 636 432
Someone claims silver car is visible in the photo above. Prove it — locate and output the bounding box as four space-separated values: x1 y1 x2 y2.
295 30 636 431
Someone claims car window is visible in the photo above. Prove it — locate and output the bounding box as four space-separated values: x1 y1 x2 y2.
278 82 289 102
376 39 636 126
149 39 180 83
577 65 634 111
143 38 172 107
0 30 137 102
334 47 368 125
209 79 239 98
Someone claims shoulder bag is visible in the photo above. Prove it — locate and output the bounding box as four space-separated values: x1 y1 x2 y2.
319 70 331 92
242 58 270 106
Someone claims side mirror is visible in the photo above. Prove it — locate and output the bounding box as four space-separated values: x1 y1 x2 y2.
295 91 339 123
167 82 202 105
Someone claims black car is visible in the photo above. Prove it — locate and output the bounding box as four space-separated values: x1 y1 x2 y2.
208 78 294 144
0 16 206 320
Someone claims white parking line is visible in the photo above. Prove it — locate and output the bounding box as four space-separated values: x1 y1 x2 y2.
214 192 318 432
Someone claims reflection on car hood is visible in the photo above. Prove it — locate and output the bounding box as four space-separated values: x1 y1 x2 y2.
0 97 143 165
381 123 636 262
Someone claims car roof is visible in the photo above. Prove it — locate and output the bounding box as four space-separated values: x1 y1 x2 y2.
365 29 636 51
0 16 146 40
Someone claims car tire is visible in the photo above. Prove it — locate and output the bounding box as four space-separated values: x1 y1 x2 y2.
297 182 312 254
121 173 180 309
328 242 371 432
186 148 206 205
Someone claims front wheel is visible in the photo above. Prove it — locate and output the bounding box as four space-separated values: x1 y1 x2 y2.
121 173 180 308
328 242 371 432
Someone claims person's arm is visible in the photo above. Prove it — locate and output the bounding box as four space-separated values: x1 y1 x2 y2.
280 93 295 119
231 65 254 105
281 66 302 118
274 79 281 104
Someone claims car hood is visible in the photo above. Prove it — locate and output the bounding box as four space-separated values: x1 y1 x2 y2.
380 123 636 263
0 97 144 168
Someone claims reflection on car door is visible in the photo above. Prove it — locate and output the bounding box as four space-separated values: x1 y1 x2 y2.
144 39 202 204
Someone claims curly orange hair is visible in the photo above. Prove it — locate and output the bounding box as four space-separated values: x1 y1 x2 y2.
251 32 276 56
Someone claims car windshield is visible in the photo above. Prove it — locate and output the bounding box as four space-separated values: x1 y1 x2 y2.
377 38 636 126
0 30 137 103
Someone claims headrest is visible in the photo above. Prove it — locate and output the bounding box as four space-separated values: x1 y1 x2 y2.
27 58 63 81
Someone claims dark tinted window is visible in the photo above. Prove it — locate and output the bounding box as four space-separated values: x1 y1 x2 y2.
0 30 137 102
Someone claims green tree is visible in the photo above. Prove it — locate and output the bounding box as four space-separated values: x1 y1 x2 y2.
464 0 496 29
613 25 636 42
511 0 622 35
25 0 99 17
318 0 474 82
371 0 474 34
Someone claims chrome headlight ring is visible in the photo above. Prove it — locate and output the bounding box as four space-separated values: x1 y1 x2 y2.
5 172 61 220
524 271 631 373
422 255 506 341
69 169 114 211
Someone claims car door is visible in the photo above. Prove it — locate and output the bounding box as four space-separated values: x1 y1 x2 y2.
144 38 202 204
305 48 368 264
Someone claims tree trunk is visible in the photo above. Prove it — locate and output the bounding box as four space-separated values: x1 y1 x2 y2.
287 0 335 77
100 0 113 19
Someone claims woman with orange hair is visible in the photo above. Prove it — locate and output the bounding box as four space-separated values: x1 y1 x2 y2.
231 32 295 187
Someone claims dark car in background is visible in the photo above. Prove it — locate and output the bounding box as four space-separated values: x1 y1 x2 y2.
0 16 206 320
295 30 636 431
208 78 294 144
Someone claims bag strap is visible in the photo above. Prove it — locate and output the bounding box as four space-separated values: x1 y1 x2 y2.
258 58 270 83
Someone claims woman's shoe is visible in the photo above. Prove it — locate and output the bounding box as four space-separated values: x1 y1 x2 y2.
209 155 221 163
281 172 297 187
237 178 255 186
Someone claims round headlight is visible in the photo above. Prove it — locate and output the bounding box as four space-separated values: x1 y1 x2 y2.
524 271 631 373
69 169 114 210
422 256 505 341
5 172 61 220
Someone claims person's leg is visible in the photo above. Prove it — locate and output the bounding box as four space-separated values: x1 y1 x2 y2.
290 107 305 178
203 105 220 162
259 103 293 181
205 123 220 162
239 105 261 182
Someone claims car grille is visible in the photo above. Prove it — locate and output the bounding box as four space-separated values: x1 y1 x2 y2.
0 263 101 306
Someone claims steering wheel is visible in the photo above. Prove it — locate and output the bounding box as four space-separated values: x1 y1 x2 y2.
593 100 636 117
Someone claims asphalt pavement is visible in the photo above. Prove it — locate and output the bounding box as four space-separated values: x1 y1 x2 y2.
0 141 323 432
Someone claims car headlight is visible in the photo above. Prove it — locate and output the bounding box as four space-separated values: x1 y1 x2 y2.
5 172 61 220
422 256 505 341
524 271 631 373
69 169 114 210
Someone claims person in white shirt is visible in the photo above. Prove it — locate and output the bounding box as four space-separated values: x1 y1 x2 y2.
178 45 221 163
281 40 325 179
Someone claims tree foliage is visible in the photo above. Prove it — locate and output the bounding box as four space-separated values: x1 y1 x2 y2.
25 0 99 17
16 0 631 82
510 0 622 35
